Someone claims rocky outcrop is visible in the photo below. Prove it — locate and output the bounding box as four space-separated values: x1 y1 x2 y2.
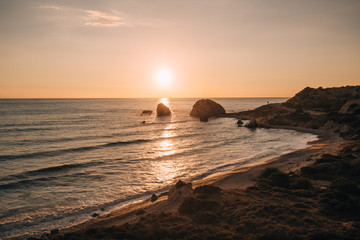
157 103 171 116
283 86 360 112
190 99 226 121
235 86 360 138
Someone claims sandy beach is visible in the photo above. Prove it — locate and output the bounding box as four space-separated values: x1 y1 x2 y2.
44 126 352 239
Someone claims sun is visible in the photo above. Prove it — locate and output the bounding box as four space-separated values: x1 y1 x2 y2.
155 69 173 87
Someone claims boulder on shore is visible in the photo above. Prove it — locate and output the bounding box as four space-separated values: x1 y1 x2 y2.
190 99 226 120
157 103 171 116
150 194 158 202
168 180 193 202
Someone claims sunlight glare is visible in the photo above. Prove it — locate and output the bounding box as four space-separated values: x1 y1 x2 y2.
159 97 169 107
156 69 173 87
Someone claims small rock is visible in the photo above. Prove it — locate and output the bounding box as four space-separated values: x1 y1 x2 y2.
245 118 258 128
141 110 153 115
92 213 99 218
150 194 158 202
175 180 187 189
237 119 243 125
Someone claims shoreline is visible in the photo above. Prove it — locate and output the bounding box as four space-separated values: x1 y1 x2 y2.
45 126 344 238
203 126 343 190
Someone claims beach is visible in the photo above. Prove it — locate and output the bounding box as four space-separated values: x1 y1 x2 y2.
44 126 357 240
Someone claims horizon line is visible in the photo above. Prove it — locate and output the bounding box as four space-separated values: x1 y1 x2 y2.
0 96 290 100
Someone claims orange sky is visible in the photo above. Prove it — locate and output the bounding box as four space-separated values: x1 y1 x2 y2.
1 0 359 98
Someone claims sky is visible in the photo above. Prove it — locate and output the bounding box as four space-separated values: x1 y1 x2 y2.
0 0 359 98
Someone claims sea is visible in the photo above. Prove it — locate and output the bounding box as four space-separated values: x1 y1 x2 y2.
0 98 318 239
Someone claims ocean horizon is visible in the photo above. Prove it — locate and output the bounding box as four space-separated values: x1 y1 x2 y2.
0 98 318 239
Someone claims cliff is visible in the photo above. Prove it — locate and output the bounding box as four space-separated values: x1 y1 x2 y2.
236 86 360 138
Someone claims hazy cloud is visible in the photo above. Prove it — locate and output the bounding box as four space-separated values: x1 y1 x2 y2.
83 10 129 27
39 5 138 27
39 5 61 10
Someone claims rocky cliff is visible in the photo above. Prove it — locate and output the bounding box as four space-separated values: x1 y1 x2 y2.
236 86 360 138
284 86 360 112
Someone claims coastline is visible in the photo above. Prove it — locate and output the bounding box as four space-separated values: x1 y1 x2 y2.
201 126 343 190
43 126 345 239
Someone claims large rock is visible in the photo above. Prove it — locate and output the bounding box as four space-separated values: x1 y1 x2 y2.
190 99 226 120
157 103 171 116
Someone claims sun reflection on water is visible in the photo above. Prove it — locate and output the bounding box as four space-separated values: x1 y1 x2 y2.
160 125 176 138
157 139 176 157
150 122 183 183
152 160 179 183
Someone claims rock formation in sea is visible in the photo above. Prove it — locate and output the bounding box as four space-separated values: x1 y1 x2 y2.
156 103 171 116
244 118 258 128
141 110 153 115
190 99 226 121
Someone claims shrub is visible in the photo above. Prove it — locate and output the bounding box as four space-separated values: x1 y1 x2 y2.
292 178 312 190
257 168 290 188
301 166 318 176
178 197 221 215
330 178 359 195
315 154 338 164
193 185 221 196
269 172 290 188
259 168 281 179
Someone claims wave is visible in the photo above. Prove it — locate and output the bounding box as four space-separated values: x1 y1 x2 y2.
0 169 103 191
0 139 152 161
0 120 193 147
0 159 104 180
0 129 202 162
